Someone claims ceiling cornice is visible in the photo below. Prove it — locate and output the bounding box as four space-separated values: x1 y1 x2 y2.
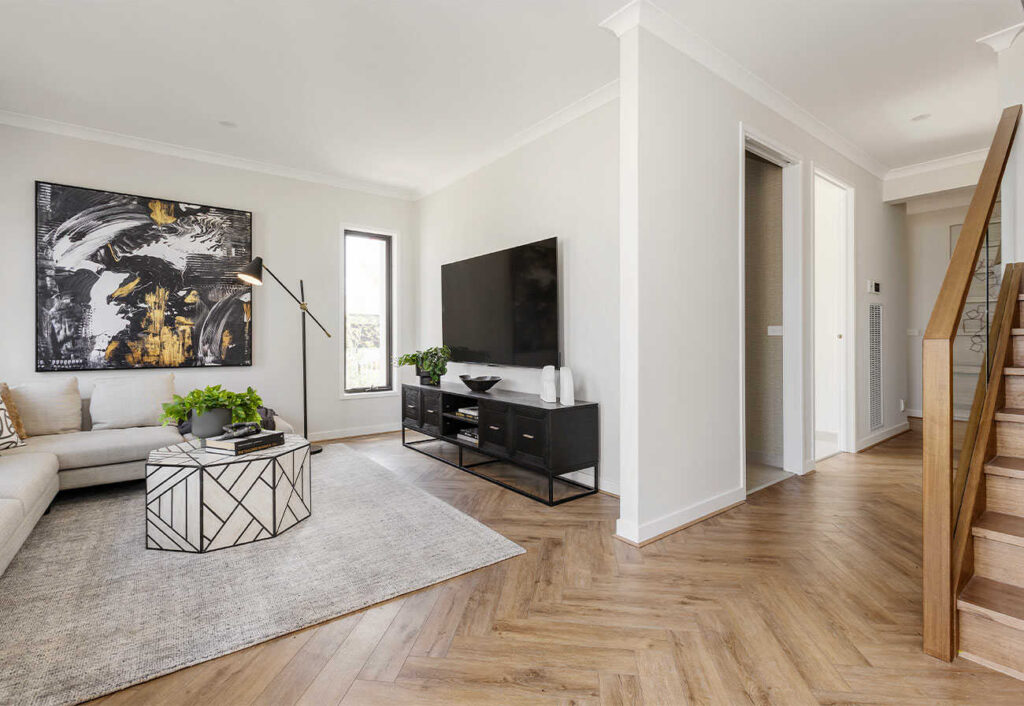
0 109 417 201
415 80 620 200
977 22 1024 52
599 0 891 179
884 148 989 181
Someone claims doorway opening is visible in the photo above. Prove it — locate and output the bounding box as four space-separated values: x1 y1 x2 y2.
813 170 853 461
743 148 792 494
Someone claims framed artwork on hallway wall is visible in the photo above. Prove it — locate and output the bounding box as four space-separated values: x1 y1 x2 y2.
34 181 253 372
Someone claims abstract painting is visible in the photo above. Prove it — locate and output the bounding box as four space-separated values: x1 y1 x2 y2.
35 182 252 371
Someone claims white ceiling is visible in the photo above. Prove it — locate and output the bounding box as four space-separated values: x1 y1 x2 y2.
0 0 1020 198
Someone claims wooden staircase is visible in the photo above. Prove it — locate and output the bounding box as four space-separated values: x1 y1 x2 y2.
956 292 1024 678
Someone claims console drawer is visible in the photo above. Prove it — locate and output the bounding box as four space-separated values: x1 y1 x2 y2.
478 402 509 453
513 411 548 463
421 390 441 432
402 387 421 426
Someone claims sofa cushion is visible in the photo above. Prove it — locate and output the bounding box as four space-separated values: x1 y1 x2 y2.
0 453 59 514
0 498 24 542
90 374 175 430
0 383 27 439
0 394 24 450
4 426 183 471
9 377 82 436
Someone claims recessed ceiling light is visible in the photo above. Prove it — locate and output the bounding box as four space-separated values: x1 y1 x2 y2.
218 120 238 128
911 113 931 122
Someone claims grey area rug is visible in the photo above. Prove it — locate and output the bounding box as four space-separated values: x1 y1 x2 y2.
0 444 523 705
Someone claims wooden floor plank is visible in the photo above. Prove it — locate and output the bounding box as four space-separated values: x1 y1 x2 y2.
87 429 1024 704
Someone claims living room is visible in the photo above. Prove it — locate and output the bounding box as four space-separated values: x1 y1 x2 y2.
4 1 1024 704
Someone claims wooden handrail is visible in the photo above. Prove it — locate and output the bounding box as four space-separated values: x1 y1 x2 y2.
922 104 1021 661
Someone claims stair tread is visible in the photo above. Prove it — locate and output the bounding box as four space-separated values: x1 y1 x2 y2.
1005 368 1024 376
959 576 1024 631
1012 328 1024 335
987 456 1024 478
974 511 1024 544
995 408 1024 422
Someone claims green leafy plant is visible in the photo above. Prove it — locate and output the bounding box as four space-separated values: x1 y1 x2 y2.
161 385 263 425
396 345 451 385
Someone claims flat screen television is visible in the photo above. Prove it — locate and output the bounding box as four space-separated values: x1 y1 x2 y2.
442 237 559 367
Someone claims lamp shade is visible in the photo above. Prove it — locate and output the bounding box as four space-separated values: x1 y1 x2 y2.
237 257 264 286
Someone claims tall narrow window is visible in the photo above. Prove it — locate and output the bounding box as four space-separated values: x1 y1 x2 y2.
344 230 393 393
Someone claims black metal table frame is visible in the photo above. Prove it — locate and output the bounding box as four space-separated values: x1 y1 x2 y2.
401 426 598 506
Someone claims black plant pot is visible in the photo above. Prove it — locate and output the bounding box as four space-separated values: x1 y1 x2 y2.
416 365 441 386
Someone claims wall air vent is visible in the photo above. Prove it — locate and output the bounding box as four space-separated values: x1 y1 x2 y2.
869 303 883 431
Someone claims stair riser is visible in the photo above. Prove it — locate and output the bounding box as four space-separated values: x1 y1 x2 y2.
1005 377 1024 408
986 474 1024 516
996 420 1024 457
1015 336 1024 367
960 611 1024 677
975 537 1024 589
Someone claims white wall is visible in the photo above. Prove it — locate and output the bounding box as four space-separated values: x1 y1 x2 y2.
414 101 620 493
905 203 971 418
615 26 907 543
0 124 416 440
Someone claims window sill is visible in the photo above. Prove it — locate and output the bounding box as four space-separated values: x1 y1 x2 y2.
340 389 399 400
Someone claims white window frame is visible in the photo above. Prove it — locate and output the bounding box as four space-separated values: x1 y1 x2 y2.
340 225 400 399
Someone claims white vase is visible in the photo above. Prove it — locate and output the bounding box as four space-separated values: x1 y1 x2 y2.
540 366 557 403
559 367 575 406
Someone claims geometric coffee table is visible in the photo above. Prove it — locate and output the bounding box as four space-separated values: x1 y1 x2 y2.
145 434 312 553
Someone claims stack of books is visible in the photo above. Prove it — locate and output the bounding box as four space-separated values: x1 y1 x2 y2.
455 406 478 421
205 430 285 456
456 427 479 447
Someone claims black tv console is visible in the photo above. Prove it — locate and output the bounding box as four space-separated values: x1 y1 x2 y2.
400 381 599 506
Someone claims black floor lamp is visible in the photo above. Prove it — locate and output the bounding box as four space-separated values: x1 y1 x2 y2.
237 257 330 455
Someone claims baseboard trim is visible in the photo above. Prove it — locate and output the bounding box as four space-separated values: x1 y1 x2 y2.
311 423 401 442
856 421 910 452
613 486 746 547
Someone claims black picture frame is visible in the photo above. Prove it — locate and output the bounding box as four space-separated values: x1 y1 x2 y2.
35 181 254 372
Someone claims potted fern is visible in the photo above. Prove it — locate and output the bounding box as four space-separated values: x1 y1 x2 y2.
396 345 451 386
161 385 263 438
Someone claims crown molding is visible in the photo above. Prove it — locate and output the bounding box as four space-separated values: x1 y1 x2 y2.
884 148 989 181
0 109 417 201
415 79 620 199
977 22 1024 52
599 0 890 179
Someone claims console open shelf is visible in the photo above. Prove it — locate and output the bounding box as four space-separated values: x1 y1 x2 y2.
400 381 599 506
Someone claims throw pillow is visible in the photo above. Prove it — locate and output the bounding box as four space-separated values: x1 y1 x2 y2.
10 377 82 437
89 373 175 430
0 395 24 450
0 382 27 439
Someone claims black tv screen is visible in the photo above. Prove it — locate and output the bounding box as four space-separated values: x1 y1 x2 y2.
442 237 559 367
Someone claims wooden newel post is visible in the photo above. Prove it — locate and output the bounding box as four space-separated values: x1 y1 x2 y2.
922 337 954 660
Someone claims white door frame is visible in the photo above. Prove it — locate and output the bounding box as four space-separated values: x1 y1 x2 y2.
811 167 856 455
738 124 807 493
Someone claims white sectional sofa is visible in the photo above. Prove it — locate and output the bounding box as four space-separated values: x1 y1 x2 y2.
0 374 292 574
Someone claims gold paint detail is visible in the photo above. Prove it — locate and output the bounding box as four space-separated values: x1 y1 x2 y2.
107 244 121 262
148 200 177 225
184 290 199 304
104 341 119 361
110 276 140 299
220 330 233 358
123 286 191 367
300 302 309 311
242 302 252 322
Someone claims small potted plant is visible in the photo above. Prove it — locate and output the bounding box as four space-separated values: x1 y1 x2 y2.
396 345 451 386
161 385 263 438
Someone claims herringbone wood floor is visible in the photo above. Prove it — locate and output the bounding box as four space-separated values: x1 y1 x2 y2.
92 429 1024 705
